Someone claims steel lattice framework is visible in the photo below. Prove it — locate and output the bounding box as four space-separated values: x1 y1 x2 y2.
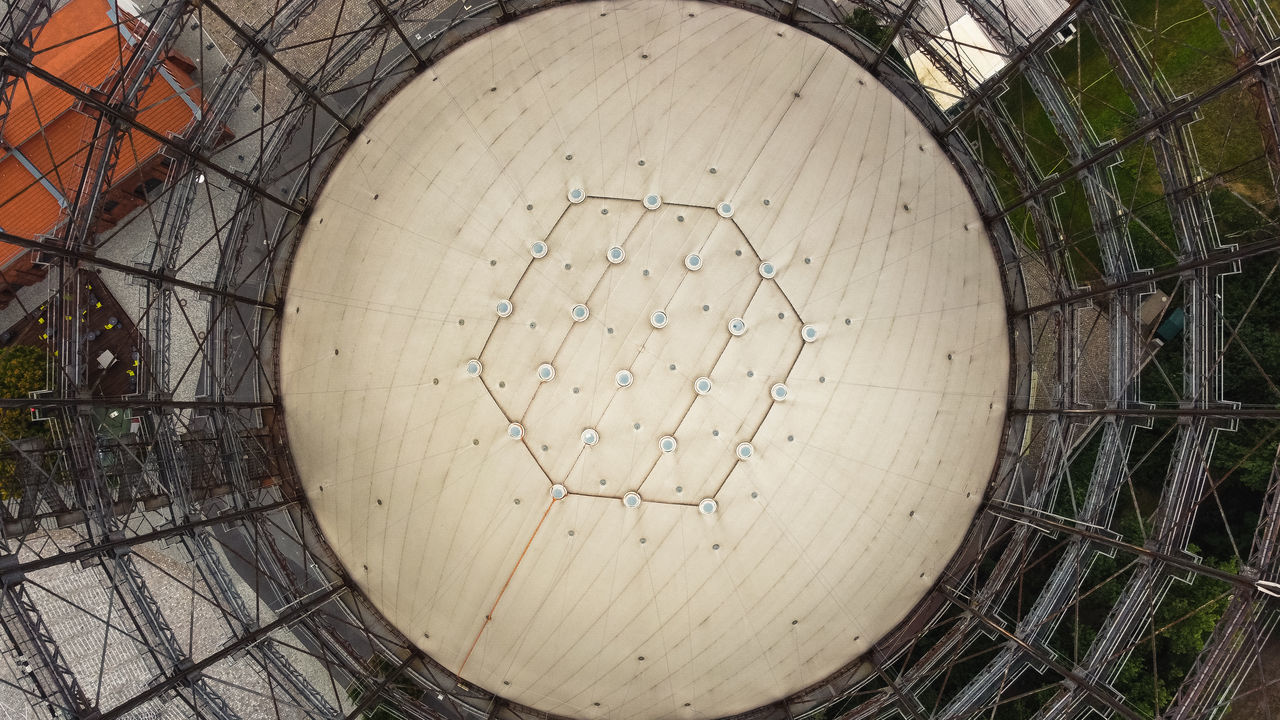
0 0 1278 718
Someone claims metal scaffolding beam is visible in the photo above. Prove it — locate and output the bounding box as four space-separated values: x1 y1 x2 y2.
0 2 1274 720
988 501 1267 589
1013 235 1280 318
196 0 356 133
870 0 922 70
0 578 96 718
96 584 345 720
937 584 1146 720
0 397 272 409
10 500 297 576
0 230 279 310
1015 406 1277 419
988 60 1260 224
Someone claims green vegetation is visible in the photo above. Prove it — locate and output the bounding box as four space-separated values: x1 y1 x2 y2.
346 655 415 719
841 9 908 69
940 2 1279 717
0 344 51 501
965 0 1277 279
0 345 50 441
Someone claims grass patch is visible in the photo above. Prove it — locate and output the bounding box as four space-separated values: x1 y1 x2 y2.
969 0 1277 279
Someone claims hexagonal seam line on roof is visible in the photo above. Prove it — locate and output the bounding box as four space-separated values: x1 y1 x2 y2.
470 194 816 507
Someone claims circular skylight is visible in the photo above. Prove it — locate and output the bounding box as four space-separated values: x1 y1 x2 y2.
465 359 482 376
581 428 599 446
530 241 548 258
717 201 733 218
699 498 717 515
550 484 568 499
651 310 668 328
495 299 513 317
735 442 754 460
659 435 678 453
571 304 590 322
607 246 626 264
643 194 661 210
615 369 634 388
759 261 777 279
536 363 555 382
685 253 703 271
801 325 819 342
507 423 524 440
694 377 712 395
622 492 642 509
728 317 746 336
568 187 585 203
771 383 789 401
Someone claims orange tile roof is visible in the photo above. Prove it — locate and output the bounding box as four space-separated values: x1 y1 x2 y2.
0 0 205 248
0 154 62 262
1 0 121 147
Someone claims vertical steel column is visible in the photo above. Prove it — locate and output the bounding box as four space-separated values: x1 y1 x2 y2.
870 0 922 69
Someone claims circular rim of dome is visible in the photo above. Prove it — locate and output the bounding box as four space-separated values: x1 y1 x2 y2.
270 4 1039 717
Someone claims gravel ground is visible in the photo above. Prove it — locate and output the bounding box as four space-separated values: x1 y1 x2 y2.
0 524 340 719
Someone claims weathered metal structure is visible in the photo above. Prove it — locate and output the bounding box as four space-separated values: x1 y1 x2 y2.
0 0 1277 717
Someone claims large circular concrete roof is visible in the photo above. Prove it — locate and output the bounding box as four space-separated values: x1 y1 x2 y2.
280 2 1009 718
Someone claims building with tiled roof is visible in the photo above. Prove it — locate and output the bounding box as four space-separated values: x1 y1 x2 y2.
0 0 222 308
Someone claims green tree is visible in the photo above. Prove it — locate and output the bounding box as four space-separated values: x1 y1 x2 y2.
842 9 908 69
0 345 50 441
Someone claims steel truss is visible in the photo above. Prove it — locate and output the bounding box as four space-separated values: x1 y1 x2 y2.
0 0 1278 719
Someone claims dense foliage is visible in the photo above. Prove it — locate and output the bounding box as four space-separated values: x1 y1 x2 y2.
0 345 49 441
841 9 908 68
